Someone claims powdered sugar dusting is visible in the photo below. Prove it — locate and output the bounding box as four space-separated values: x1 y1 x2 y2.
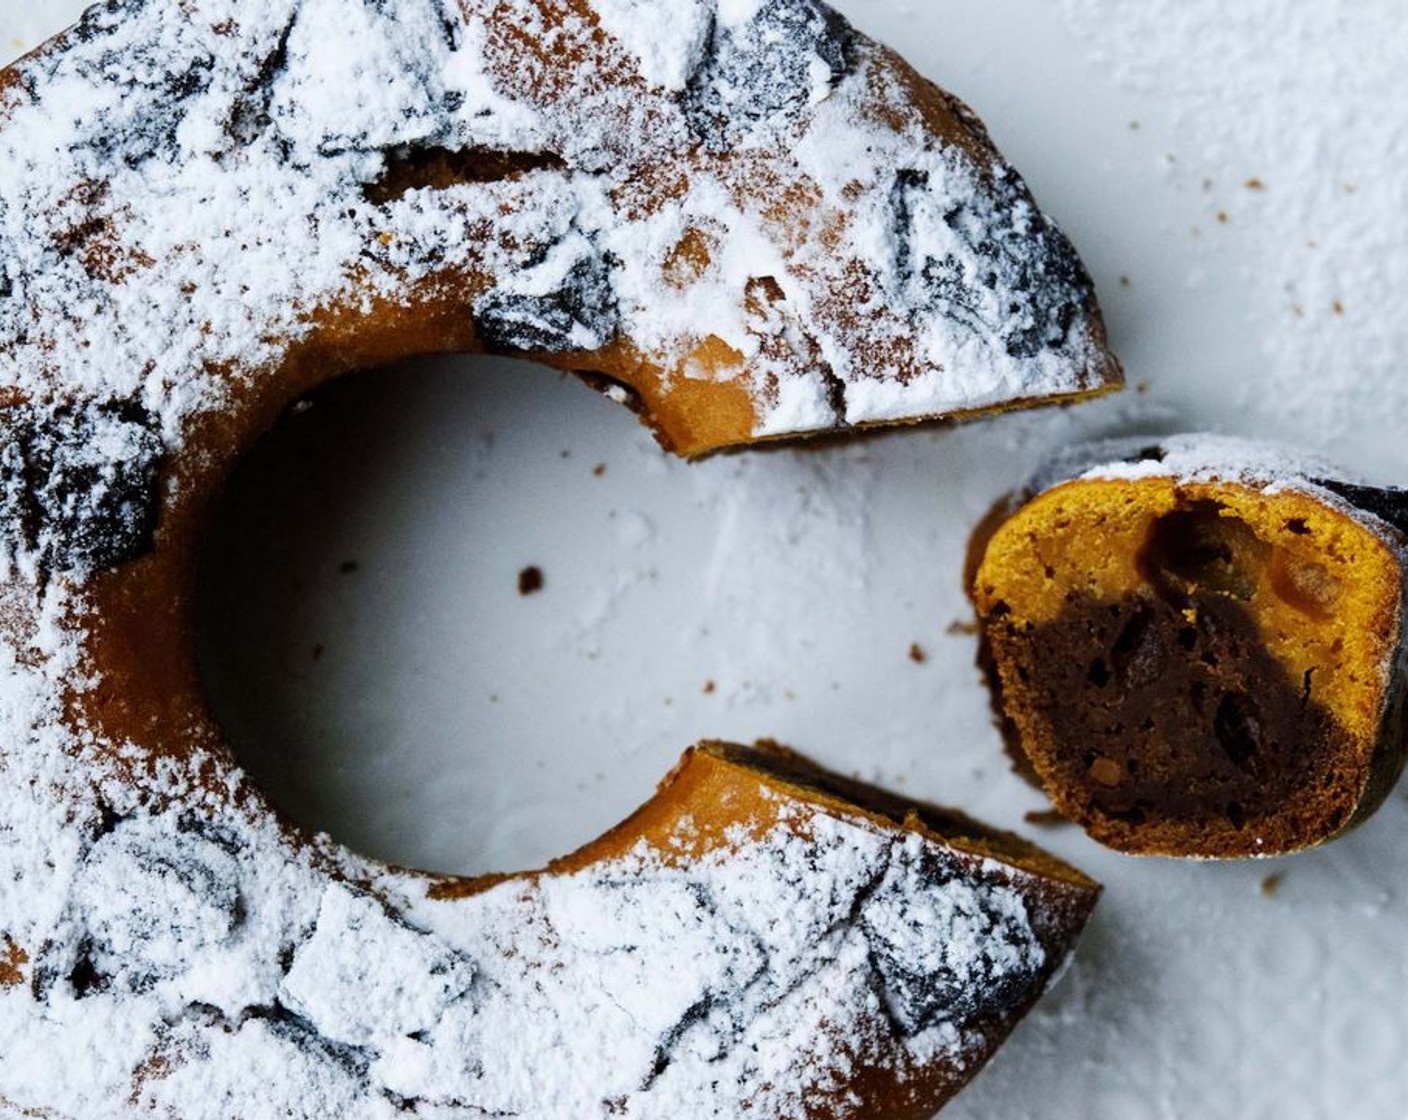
1058 0 1408 450
0 0 1113 518
588 0 712 91
0 624 1074 1118
0 0 1103 1112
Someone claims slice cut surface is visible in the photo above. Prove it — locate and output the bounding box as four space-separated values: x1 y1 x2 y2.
972 437 1408 857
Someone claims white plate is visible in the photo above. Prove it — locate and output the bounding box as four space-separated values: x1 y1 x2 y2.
8 3 1408 1117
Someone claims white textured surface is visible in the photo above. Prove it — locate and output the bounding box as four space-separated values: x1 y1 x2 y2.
10 0 1408 1117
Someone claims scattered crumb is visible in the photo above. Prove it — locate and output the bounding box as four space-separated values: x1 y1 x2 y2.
946 618 979 637
1261 872 1285 898
1332 299 1345 315
784 689 796 701
560 449 571 459
1136 379 1151 394
908 643 928 664
1118 274 1132 288
518 566 545 595
1024 808 1071 828
702 679 716 695
592 463 607 477
1343 182 1357 194
1128 119 1140 130
339 560 359 575
1201 177 1214 192
1216 210 1229 224
1245 177 1265 190
311 643 325 661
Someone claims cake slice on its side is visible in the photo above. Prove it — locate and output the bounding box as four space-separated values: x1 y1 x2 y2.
970 435 1408 858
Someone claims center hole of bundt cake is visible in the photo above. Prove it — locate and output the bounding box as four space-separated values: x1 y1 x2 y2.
1020 500 1355 847
197 357 688 876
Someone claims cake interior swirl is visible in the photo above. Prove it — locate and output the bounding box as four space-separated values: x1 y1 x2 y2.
972 441 1408 857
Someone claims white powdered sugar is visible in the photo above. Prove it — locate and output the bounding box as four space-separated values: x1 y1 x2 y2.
1058 0 1408 449
588 0 713 91
0 0 1104 1113
0 614 1070 1118
0 0 1111 494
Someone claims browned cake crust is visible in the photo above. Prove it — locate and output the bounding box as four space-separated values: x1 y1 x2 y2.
970 436 1408 858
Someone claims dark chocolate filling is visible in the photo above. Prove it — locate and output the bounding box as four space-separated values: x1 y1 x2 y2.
989 505 1357 842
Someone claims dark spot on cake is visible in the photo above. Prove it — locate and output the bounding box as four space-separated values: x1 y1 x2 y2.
474 250 619 355
684 0 854 150
642 993 721 1088
364 146 566 204
1128 444 1166 464
1140 502 1267 602
1261 872 1284 897
0 400 164 579
909 642 928 664
67 942 108 999
69 0 151 44
62 816 245 994
67 17 217 170
888 165 1095 358
861 852 1043 1036
227 17 296 150
250 1003 374 1081
1213 692 1264 775
1110 602 1165 689
518 565 544 595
